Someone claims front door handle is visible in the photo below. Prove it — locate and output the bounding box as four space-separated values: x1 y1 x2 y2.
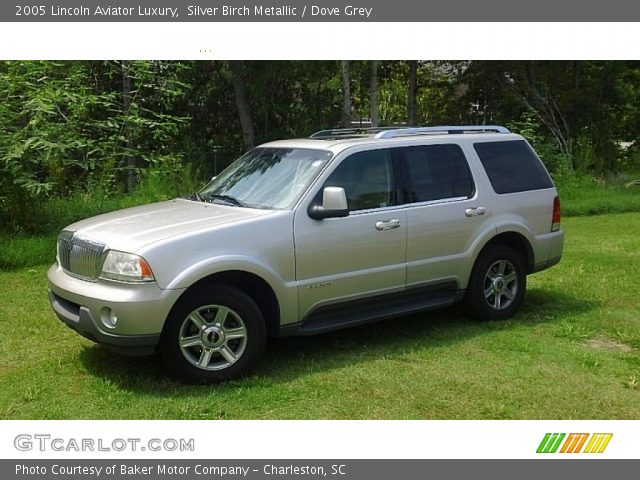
465 206 486 217
375 219 401 231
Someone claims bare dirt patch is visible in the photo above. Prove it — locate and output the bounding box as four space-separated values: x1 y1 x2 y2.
582 336 635 352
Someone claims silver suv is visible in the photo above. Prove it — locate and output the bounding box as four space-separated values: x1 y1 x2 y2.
48 125 564 382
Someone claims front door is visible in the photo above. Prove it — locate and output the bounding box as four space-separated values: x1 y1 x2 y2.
294 148 407 319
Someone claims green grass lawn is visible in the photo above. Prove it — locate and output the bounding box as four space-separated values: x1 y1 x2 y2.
0 213 638 419
556 174 640 217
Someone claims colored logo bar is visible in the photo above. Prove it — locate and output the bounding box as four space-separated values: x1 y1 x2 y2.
537 433 612 454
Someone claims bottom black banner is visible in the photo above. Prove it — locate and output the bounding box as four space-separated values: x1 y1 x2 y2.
5 459 638 480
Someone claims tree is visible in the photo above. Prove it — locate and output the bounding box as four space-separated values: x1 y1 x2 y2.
369 61 379 127
341 60 351 127
468 60 640 172
121 60 136 193
407 60 418 125
497 62 573 167
230 61 255 148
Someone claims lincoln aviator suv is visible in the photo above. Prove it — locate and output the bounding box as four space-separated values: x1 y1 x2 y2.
48 125 564 382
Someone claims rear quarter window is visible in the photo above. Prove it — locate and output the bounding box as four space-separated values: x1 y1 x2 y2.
474 140 553 194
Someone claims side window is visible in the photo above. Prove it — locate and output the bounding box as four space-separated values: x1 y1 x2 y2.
474 140 553 194
323 149 394 211
399 144 474 203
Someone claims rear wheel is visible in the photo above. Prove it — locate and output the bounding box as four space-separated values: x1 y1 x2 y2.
466 245 526 320
160 284 266 383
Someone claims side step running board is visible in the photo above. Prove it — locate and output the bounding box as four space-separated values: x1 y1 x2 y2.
295 289 460 336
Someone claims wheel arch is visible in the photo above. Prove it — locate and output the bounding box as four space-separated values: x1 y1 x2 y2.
476 231 535 274
168 270 281 338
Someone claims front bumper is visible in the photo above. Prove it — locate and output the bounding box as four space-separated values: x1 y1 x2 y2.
49 290 159 355
47 263 185 355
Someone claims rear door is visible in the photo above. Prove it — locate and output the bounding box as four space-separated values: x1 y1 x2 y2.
396 143 492 289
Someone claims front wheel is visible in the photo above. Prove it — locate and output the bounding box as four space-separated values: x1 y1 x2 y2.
160 284 266 383
466 245 526 320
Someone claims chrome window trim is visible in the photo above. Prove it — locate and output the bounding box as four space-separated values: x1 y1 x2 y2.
349 195 471 216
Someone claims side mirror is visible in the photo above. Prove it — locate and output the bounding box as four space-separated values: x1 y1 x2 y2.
308 187 349 220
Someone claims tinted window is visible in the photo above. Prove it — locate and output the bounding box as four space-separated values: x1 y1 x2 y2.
474 140 553 194
398 144 474 203
323 149 394 211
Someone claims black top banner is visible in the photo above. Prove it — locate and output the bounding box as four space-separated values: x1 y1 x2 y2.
5 0 640 21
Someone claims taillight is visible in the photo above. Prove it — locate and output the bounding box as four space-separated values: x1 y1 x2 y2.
551 196 561 232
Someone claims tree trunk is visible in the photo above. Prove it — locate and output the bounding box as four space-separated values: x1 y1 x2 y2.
230 61 255 148
369 61 379 127
407 60 418 126
341 60 351 128
121 60 136 193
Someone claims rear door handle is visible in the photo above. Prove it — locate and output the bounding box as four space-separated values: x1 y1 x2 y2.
375 219 401 231
465 206 486 217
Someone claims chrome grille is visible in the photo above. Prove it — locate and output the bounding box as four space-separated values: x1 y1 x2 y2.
57 230 108 281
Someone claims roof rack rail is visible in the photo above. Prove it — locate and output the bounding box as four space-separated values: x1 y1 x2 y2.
374 125 510 139
309 125 510 140
310 127 400 139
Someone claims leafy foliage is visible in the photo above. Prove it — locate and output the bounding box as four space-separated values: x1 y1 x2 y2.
0 61 188 231
1 60 639 234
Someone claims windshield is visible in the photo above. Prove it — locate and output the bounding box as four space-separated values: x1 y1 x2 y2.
199 147 333 209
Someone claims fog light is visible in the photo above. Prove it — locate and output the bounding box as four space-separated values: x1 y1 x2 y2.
100 307 118 329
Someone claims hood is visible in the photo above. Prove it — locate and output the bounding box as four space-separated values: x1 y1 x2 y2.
65 198 272 252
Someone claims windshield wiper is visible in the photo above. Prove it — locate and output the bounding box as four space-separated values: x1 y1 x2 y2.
205 193 248 207
184 192 204 202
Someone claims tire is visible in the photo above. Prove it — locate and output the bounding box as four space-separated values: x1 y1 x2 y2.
159 284 266 383
465 245 526 320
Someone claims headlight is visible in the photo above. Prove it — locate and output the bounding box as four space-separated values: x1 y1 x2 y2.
100 251 155 283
